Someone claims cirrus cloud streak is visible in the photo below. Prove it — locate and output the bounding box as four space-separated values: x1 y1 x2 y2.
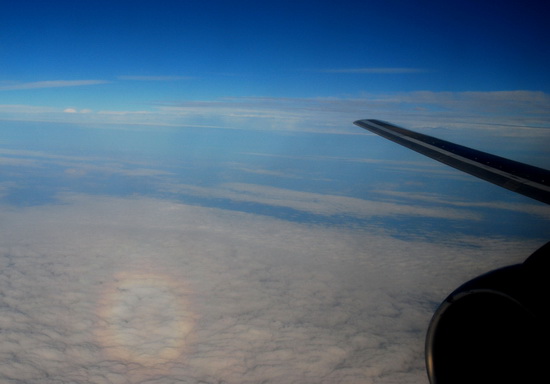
0 80 108 91
318 67 427 74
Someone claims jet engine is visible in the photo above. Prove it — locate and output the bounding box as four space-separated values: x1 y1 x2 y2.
425 241 550 384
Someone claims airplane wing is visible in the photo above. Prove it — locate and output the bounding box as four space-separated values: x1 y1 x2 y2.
354 119 550 205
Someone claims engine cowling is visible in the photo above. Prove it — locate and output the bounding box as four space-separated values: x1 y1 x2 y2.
425 241 550 384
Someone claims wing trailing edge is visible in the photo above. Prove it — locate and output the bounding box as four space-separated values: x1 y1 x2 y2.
354 119 550 205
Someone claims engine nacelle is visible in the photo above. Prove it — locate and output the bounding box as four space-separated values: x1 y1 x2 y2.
425 242 550 384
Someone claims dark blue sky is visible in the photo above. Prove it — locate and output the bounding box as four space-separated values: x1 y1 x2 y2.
1 0 549 111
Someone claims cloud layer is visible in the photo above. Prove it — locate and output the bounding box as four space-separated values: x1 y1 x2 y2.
0 194 539 383
1 91 549 140
0 109 547 382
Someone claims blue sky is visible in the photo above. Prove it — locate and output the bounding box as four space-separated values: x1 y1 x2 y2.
0 0 549 252
1 1 549 111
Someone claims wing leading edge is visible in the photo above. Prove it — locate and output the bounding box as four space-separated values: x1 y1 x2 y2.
354 119 550 205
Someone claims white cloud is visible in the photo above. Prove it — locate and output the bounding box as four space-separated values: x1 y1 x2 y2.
1 91 549 140
149 92 550 137
0 194 538 383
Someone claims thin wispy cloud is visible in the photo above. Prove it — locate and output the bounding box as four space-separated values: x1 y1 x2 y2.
1 91 549 140
0 80 108 91
319 67 427 74
0 104 57 114
117 75 194 81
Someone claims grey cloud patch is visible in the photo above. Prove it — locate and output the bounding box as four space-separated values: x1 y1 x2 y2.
0 195 537 383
